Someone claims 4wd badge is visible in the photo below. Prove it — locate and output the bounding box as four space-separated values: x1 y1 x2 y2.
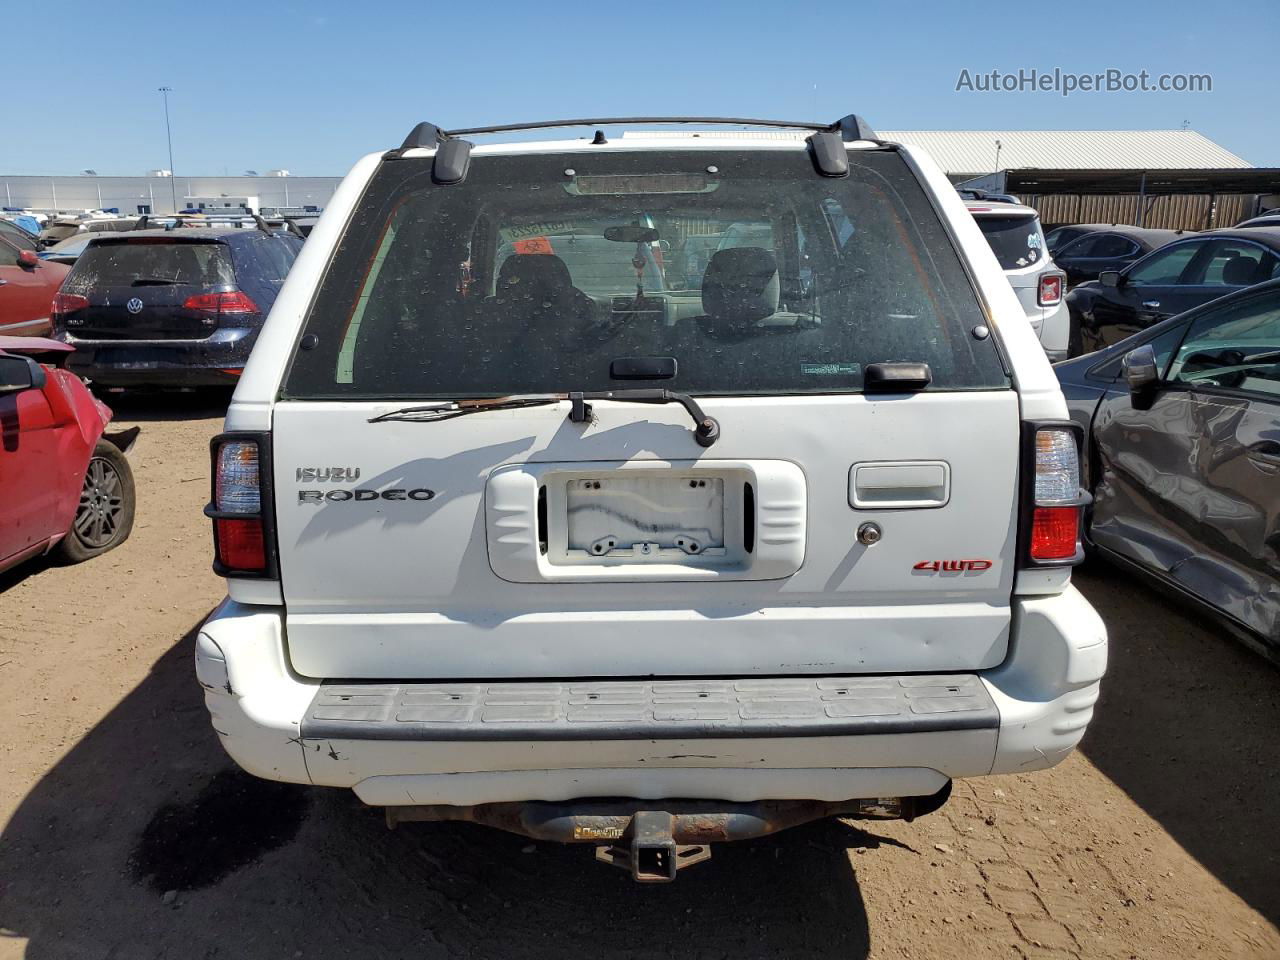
913 559 992 572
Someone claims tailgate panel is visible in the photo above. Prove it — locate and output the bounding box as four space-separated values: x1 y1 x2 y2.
273 391 1021 679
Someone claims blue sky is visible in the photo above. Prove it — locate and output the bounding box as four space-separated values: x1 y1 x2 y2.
6 0 1275 175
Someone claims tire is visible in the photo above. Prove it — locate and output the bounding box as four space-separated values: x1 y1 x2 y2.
52 440 136 564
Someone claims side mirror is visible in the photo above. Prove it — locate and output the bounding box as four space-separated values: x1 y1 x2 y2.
1098 270 1122 288
0 354 47 395
17 249 40 268
1122 344 1160 410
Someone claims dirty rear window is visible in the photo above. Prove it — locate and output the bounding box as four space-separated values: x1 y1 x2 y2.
285 149 1008 398
975 214 1045 270
64 240 235 292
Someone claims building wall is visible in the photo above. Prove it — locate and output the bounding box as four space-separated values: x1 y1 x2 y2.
1022 193 1257 230
0 175 341 215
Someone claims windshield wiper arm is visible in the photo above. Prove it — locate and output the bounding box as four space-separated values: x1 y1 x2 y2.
131 276 182 286
568 389 720 447
368 389 720 448
368 396 559 423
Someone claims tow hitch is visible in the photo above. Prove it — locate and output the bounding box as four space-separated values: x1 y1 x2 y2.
385 785 951 883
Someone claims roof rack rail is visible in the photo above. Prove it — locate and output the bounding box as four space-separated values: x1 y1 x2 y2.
390 114 879 182
396 114 878 149
132 212 301 236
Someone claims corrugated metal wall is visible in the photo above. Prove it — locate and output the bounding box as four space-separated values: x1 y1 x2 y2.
1022 193 1255 230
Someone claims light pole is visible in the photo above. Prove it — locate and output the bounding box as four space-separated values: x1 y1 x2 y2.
159 86 178 212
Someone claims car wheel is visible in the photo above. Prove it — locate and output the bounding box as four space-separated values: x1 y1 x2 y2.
52 440 136 563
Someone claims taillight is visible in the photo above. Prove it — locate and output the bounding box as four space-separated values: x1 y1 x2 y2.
1038 272 1064 306
52 292 89 321
183 291 260 317
1022 424 1086 565
207 435 275 576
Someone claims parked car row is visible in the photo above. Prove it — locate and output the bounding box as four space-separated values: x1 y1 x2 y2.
1065 227 1280 355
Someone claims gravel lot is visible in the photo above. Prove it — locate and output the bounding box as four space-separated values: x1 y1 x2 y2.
1 396 1277 960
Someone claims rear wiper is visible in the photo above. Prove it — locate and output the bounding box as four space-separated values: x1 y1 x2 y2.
368 396 559 423
568 389 720 448
131 276 181 286
369 389 720 447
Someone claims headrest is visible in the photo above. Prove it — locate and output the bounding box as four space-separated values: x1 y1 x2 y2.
497 254 574 298
1221 255 1255 286
700 247 780 324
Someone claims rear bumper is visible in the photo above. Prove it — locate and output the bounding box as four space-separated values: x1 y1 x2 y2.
57 327 255 386
196 588 1106 805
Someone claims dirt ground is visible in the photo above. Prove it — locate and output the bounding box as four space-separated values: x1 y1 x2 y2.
1 395 1277 960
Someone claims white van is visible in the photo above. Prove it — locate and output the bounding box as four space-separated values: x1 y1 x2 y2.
196 116 1106 882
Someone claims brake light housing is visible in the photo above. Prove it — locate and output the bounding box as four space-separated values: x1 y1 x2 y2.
1019 423 1088 566
52 292 90 325
1038 272 1064 306
206 433 277 577
183 291 260 325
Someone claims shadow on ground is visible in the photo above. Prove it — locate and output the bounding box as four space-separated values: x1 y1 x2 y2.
0 622 874 959
1075 562 1280 924
97 387 232 422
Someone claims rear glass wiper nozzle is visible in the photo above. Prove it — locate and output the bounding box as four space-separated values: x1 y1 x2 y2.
369 390 720 447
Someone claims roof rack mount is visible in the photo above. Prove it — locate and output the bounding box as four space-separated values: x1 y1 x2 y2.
397 114 879 150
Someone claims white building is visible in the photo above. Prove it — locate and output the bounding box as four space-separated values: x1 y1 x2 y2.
1 174 340 217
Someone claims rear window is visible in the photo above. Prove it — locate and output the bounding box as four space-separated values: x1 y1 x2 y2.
975 214 1045 270
285 149 1008 399
63 240 235 292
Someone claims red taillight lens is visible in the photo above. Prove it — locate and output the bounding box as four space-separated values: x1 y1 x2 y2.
214 518 266 570
210 437 271 575
1038 273 1063 306
1030 507 1079 561
52 292 89 317
183 291 260 315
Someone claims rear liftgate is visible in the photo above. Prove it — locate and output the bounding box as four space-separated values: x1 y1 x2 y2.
386 787 951 883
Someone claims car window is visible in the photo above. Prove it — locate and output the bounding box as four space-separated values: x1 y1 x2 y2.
1126 241 1201 285
63 240 236 291
975 214 1044 269
1089 321 1189 381
0 220 38 253
249 235 300 282
286 149 1008 398
0 237 19 268
1196 240 1273 287
1088 234 1140 258
1168 290 1280 397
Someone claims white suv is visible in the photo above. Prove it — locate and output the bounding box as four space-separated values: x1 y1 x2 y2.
197 116 1106 883
966 198 1069 361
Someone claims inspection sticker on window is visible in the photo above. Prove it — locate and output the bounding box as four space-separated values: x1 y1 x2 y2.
801 362 861 376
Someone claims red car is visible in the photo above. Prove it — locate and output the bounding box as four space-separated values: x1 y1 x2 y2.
0 221 70 337
0 337 136 575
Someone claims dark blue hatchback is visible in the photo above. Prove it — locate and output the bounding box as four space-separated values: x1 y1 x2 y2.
52 226 303 388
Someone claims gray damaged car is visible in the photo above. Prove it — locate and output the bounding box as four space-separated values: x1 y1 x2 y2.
1055 277 1280 660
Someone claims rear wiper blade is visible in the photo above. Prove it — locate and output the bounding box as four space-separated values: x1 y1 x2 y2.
568 389 720 448
131 276 181 286
368 396 559 423
369 389 720 447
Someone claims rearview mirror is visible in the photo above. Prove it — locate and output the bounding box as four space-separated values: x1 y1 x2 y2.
1122 344 1159 410
604 225 659 244
1098 270 1121 288
17 249 39 268
0 354 46 395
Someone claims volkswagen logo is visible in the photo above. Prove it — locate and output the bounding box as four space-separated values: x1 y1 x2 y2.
126 297 144 314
